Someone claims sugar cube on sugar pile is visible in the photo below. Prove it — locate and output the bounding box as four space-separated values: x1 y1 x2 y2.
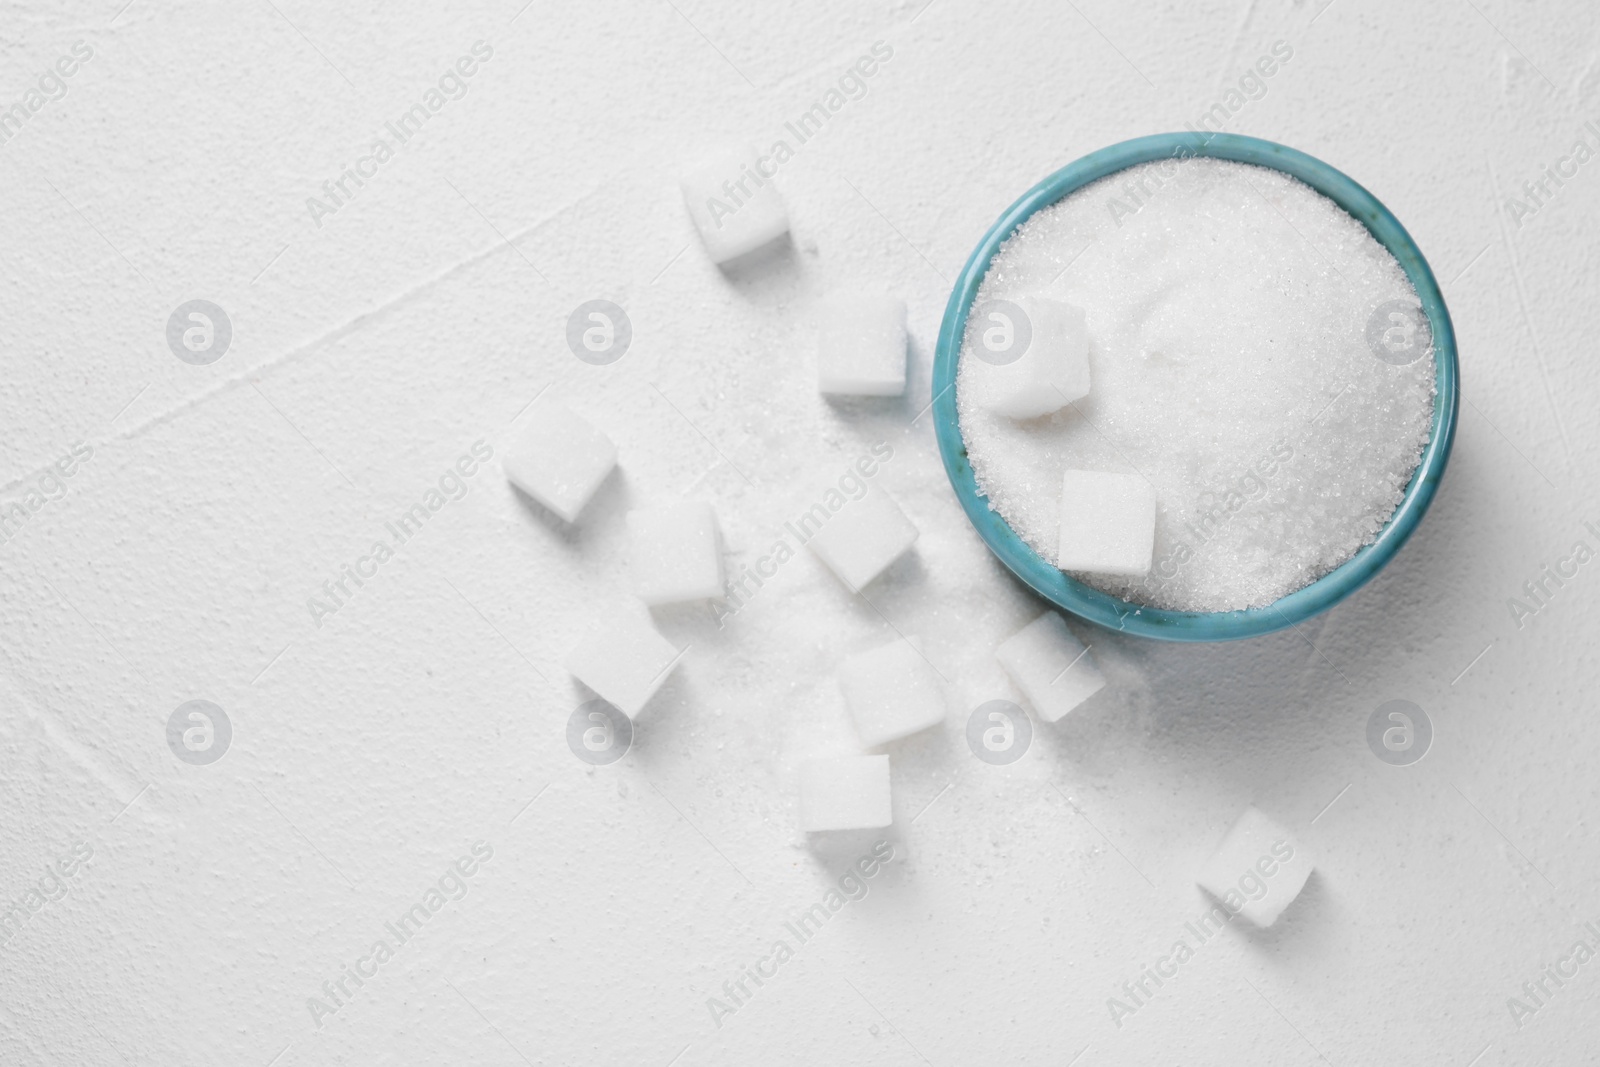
799 755 893 832
816 292 908 397
974 294 1091 419
680 145 790 265
838 638 945 748
1058 469 1156 576
563 608 683 719
502 398 617 523
805 486 919 592
995 611 1105 723
628 501 724 606
1195 806 1315 928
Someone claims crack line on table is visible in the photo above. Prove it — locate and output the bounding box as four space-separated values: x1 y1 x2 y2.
31 192 597 487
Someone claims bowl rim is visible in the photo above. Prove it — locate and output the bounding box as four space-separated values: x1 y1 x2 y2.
931 132 1460 642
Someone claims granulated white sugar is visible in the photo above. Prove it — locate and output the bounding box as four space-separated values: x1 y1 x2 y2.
957 158 1436 612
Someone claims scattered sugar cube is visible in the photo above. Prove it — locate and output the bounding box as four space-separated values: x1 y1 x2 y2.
979 295 1091 419
502 399 617 523
817 293 908 396
680 146 790 264
1058 469 1156 576
1196 806 1315 928
805 486 919 592
838 638 945 747
994 612 1105 723
628 502 724 605
563 609 681 719
799 755 892 831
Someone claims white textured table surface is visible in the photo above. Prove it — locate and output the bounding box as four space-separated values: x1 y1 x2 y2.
2 2 1598 1064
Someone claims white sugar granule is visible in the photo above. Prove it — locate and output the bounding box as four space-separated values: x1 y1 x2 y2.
956 158 1436 613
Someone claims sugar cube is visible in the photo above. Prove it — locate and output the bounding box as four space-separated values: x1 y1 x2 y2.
817 293 908 396
976 295 1091 419
805 487 918 592
680 146 789 264
502 399 617 523
1058 469 1156 576
838 638 945 747
799 755 892 831
563 609 682 719
994 612 1105 723
1196 806 1314 928
628 502 724 605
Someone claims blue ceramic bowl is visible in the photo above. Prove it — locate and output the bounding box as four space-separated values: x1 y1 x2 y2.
932 133 1459 642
